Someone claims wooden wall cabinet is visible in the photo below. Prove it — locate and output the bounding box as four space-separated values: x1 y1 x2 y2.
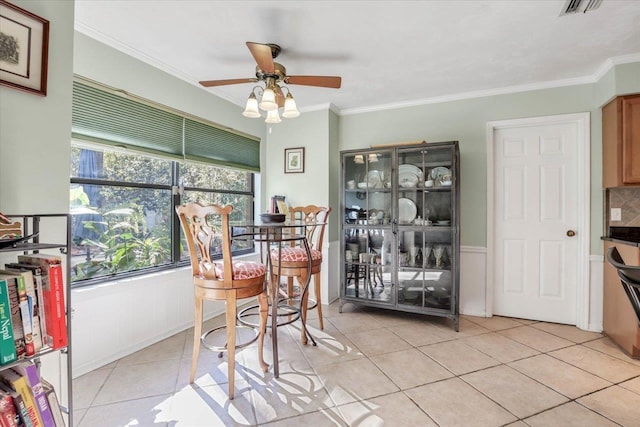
602 94 640 187
603 241 640 358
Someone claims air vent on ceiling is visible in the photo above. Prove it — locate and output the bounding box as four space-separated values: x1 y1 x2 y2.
560 0 603 15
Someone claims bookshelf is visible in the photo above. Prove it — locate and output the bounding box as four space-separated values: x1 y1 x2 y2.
0 214 72 426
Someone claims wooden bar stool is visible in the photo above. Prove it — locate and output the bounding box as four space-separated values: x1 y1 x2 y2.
176 203 268 399
270 205 331 334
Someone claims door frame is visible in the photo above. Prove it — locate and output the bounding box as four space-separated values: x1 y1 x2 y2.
486 112 591 329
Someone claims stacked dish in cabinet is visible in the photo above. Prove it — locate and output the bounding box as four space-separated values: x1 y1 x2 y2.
339 141 460 330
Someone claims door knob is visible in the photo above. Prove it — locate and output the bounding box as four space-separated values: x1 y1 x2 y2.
566 230 576 237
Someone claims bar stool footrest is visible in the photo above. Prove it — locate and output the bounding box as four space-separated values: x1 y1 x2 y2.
237 302 302 328
200 324 259 352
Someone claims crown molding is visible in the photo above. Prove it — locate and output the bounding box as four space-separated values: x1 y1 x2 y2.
592 52 640 81
75 24 640 119
75 23 201 86
299 103 339 114
340 76 594 116
340 52 640 116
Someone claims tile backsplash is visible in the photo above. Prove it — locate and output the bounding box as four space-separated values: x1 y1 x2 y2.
608 187 640 226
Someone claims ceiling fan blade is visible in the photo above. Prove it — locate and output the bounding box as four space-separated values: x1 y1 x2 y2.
286 75 342 89
246 41 275 73
199 78 256 87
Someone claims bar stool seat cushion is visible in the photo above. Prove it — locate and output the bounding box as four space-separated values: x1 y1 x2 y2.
208 260 267 280
271 247 322 262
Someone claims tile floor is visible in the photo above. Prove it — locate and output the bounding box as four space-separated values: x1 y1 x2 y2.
72 302 640 426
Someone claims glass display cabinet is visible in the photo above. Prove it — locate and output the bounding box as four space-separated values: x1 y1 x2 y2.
339 141 460 330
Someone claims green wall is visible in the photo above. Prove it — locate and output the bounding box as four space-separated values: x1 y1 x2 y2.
264 109 331 208
338 63 640 254
0 1 75 215
328 108 340 241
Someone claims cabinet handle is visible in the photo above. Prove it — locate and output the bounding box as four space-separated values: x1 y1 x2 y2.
566 230 576 237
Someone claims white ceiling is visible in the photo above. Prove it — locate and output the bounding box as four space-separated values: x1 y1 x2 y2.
74 0 640 114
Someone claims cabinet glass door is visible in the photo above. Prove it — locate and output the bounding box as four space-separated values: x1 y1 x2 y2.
343 151 392 223
396 145 456 312
342 150 393 304
343 227 394 303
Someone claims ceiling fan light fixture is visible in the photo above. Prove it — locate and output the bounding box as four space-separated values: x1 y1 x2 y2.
200 42 341 124
265 108 282 124
242 92 261 118
259 87 278 111
282 92 300 118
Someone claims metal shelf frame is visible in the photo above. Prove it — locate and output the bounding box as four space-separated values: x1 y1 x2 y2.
0 213 73 426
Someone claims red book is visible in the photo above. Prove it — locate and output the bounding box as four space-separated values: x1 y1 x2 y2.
16 256 67 350
0 391 18 427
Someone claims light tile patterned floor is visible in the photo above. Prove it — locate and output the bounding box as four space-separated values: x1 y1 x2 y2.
73 302 640 426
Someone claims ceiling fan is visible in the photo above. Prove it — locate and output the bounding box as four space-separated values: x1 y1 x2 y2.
199 42 342 122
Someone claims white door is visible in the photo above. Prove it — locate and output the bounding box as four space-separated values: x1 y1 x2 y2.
492 118 584 324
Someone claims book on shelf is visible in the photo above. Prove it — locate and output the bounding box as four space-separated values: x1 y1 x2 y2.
15 256 67 350
0 369 42 427
0 275 25 359
0 272 34 357
4 265 46 353
40 379 63 427
0 384 29 427
0 386 18 427
0 280 16 366
276 200 289 217
12 362 55 427
271 195 287 214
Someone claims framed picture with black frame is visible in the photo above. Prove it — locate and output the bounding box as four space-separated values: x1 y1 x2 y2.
284 147 305 174
0 0 49 96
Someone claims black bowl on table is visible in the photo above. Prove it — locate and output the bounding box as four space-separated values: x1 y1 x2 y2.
260 213 286 223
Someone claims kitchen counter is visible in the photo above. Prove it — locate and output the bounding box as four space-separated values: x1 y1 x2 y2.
602 226 640 247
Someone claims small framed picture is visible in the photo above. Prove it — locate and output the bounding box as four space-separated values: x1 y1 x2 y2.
0 1 50 96
284 147 305 174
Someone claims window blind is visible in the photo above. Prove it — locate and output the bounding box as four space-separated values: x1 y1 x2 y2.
72 81 260 171
184 119 260 172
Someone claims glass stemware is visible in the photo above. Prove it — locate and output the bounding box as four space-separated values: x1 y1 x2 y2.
434 245 444 269
423 244 433 268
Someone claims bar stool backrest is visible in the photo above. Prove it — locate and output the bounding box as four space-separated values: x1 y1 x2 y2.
288 205 331 252
177 202 234 283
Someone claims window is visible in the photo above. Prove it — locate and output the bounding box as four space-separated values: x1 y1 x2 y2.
69 80 259 287
70 145 255 285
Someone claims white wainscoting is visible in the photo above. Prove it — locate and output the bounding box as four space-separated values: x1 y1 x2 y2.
327 240 341 304
463 248 604 330
327 243 604 328
71 267 220 377
589 255 604 332
72 247 604 377
459 246 489 317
